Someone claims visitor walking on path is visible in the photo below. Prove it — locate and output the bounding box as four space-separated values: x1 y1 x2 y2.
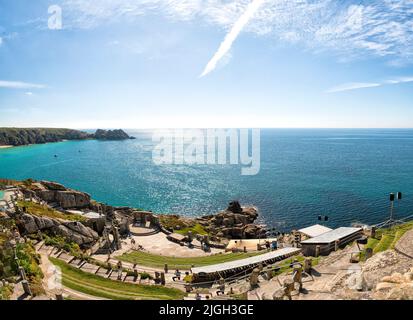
173 269 181 281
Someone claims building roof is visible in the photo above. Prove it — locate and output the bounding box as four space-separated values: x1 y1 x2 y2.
191 247 301 275
298 224 332 238
301 227 363 245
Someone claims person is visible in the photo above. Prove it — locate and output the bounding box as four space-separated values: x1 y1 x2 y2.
173 269 181 281
216 285 225 296
265 241 270 250
216 278 225 296
195 292 202 300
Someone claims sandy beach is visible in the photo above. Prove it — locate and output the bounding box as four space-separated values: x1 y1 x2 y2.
0 145 13 149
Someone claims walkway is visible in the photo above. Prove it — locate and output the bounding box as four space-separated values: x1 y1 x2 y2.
249 244 361 300
35 241 106 300
120 233 223 257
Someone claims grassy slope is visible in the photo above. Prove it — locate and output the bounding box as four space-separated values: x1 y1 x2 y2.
273 255 321 277
158 215 208 236
50 258 185 300
17 201 86 222
361 221 413 259
175 223 208 236
117 251 264 270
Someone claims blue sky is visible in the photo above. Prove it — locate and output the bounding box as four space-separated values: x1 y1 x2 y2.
0 0 413 128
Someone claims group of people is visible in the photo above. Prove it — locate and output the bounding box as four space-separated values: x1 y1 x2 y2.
265 240 278 251
171 269 192 282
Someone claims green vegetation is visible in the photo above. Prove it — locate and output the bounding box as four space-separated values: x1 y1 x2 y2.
0 284 13 300
0 239 44 296
50 258 185 300
159 215 189 231
117 250 264 270
231 292 248 300
0 127 91 146
140 272 152 280
43 235 82 257
360 221 413 261
159 215 208 235
17 201 86 222
176 224 208 236
273 255 320 277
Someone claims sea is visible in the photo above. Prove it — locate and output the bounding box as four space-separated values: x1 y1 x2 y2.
1 129 413 232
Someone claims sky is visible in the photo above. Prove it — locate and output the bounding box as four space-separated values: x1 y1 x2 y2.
0 0 413 129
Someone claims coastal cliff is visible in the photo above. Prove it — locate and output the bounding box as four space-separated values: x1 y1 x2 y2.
0 128 134 146
3 179 266 244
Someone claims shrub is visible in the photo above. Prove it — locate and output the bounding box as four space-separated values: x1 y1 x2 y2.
140 272 153 280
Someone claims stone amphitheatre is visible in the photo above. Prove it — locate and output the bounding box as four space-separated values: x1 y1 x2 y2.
1 179 413 301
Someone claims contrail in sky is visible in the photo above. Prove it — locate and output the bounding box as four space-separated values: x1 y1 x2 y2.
200 0 265 78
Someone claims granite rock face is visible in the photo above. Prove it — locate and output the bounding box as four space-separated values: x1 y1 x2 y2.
18 213 98 246
57 221 99 246
227 201 243 214
197 202 265 240
373 268 413 300
27 181 91 209
55 191 90 209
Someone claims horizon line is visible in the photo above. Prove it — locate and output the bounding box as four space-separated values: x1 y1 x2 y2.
2 126 413 130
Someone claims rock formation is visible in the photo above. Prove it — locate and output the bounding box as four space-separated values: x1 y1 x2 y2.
0 128 91 146
17 213 99 247
93 129 135 140
18 181 266 243
0 127 134 146
373 268 413 300
196 202 265 240
22 181 91 209
227 201 243 213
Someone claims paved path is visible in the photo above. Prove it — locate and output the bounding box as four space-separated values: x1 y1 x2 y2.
249 244 360 300
116 233 223 258
37 242 107 300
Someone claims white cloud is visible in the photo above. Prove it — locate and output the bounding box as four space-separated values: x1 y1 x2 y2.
326 82 381 93
200 0 264 77
0 37 3 46
62 0 413 66
327 76 413 93
0 81 46 89
25 92 33 96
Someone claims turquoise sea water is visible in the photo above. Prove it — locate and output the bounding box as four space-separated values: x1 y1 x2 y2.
0 191 4 199
1 129 413 231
